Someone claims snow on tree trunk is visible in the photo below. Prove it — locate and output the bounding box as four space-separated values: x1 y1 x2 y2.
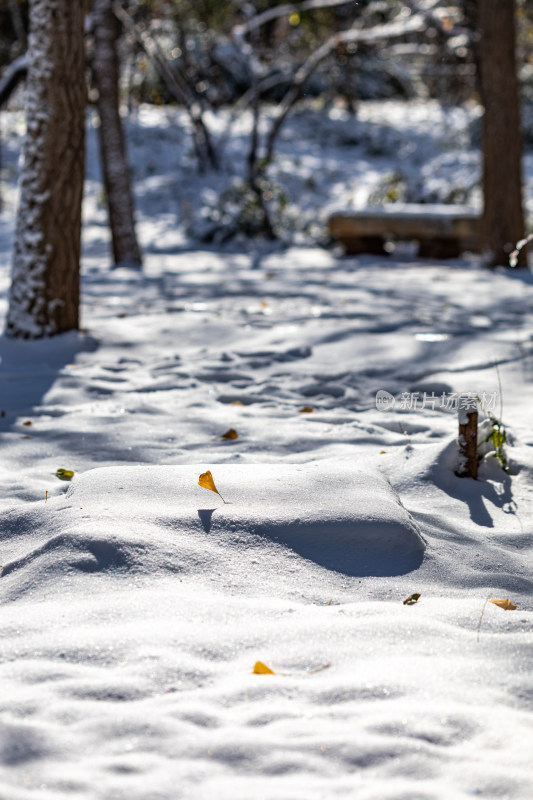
5 0 86 338
478 0 527 268
93 0 142 268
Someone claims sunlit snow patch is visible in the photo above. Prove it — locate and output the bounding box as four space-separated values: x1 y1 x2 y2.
414 332 450 342
64 463 425 578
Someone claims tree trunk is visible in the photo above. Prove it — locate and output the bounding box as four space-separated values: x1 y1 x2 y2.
92 0 142 268
5 0 86 338
478 0 527 267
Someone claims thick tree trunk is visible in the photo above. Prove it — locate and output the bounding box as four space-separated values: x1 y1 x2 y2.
5 0 86 338
93 0 142 268
478 0 527 267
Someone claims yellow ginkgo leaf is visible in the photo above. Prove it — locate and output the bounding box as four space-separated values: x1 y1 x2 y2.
299 406 314 413
198 470 218 493
489 598 517 610
253 661 275 675
221 428 238 440
198 470 227 503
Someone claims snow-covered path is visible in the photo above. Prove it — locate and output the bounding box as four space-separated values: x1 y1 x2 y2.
0 103 532 799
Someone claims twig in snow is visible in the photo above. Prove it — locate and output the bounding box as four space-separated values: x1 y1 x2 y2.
456 397 478 479
476 595 490 642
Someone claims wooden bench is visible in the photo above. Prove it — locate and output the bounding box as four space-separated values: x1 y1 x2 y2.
329 204 481 259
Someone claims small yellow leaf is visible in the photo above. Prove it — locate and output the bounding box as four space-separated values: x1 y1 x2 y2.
299 406 314 413
289 12 300 25
55 468 75 480
221 428 238 440
198 470 218 494
253 661 276 675
22 420 32 426
198 470 227 503
489 598 517 610
380 450 387 454
230 400 244 406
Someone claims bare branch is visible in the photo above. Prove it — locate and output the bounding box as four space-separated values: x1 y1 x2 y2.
401 0 471 41
234 0 359 38
0 54 28 108
111 0 218 170
112 1 191 108
264 12 426 163
216 71 295 161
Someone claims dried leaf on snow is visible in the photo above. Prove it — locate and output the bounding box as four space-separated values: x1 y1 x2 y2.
253 661 276 675
198 470 227 503
489 598 517 611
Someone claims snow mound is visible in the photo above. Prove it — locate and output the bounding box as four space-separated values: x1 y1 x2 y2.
0 464 424 603
63 462 425 577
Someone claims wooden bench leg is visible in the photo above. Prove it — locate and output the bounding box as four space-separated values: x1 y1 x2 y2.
418 237 461 259
341 236 388 256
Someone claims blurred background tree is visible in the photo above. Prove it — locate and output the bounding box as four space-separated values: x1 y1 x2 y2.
91 0 143 268
0 0 532 340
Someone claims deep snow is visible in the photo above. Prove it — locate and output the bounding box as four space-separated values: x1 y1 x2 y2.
0 100 532 800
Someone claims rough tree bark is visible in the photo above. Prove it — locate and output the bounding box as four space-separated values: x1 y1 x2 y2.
5 0 86 338
478 0 527 267
92 0 142 268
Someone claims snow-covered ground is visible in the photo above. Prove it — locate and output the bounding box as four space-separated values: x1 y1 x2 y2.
0 101 533 800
